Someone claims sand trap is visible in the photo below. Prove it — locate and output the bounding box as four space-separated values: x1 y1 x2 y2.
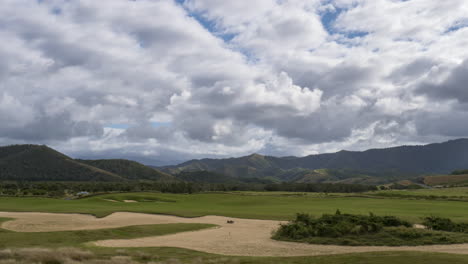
2 211 468 257
413 224 426 229
0 212 203 232
102 199 119 203
123 200 138 203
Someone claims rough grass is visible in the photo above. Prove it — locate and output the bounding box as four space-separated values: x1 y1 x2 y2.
371 187 468 201
2 248 468 264
2 192 468 222
424 174 468 186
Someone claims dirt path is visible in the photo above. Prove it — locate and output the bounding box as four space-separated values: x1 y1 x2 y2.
2 211 468 257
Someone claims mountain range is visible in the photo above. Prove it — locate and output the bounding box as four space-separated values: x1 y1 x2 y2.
161 138 468 184
1 139 468 184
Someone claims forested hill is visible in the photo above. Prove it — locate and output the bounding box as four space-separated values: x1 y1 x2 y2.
2 139 468 183
0 145 172 182
162 139 468 181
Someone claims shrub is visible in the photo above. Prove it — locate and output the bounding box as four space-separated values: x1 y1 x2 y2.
275 211 411 240
423 216 468 233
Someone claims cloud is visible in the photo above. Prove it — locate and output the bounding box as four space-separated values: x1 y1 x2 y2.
0 0 468 164
417 59 468 103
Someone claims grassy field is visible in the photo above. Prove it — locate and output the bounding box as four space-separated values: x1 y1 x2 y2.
424 174 468 186
3 191 468 263
1 192 468 222
373 187 468 198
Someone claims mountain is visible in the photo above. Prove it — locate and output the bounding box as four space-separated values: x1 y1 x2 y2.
77 159 175 182
0 145 124 181
161 139 468 183
0 145 174 182
174 170 275 184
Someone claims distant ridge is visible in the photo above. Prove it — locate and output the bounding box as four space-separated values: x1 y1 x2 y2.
161 139 468 183
2 139 468 184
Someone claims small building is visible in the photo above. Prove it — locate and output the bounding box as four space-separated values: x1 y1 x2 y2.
76 191 90 196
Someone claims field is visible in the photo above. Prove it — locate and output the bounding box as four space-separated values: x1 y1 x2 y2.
424 174 468 186
2 192 468 222
2 191 468 263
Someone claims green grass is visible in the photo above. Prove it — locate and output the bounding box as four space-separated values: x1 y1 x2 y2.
2 192 468 222
373 187 468 198
4 192 468 263
0 223 215 248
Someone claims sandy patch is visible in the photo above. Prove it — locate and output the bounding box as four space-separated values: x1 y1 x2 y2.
102 199 119 203
123 200 138 203
2 211 468 257
0 212 201 232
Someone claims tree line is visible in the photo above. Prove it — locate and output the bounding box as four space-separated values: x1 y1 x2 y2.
0 181 377 197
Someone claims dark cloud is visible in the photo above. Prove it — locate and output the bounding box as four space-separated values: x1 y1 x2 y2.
0 112 103 141
388 58 437 84
413 110 468 138
417 59 468 103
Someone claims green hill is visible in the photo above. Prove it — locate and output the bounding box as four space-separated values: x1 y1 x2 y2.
0 145 175 182
78 159 175 182
0 145 124 181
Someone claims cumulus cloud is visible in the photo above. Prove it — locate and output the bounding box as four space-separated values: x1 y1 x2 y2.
0 0 468 164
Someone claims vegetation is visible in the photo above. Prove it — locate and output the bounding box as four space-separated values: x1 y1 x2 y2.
3 192 468 263
452 169 468 175
422 216 468 233
2 248 468 264
3 141 468 186
0 145 124 182
163 139 468 181
0 180 378 197
78 159 175 181
2 192 468 222
424 174 468 186
0 223 214 248
274 212 468 246
264 182 377 193
2 216 468 263
371 187 468 199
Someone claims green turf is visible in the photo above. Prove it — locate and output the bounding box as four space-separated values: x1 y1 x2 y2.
373 187 468 198
4 192 468 263
2 192 468 222
0 223 215 248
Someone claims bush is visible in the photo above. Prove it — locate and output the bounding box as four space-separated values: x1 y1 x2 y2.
275 211 411 239
423 216 468 233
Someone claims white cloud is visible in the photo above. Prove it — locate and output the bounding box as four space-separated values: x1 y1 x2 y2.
0 0 467 163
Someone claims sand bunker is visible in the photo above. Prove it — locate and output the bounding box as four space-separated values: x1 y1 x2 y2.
102 199 119 202
123 200 138 203
2 211 468 257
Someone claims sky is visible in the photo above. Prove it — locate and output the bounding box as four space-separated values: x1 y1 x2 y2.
1 0 468 165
